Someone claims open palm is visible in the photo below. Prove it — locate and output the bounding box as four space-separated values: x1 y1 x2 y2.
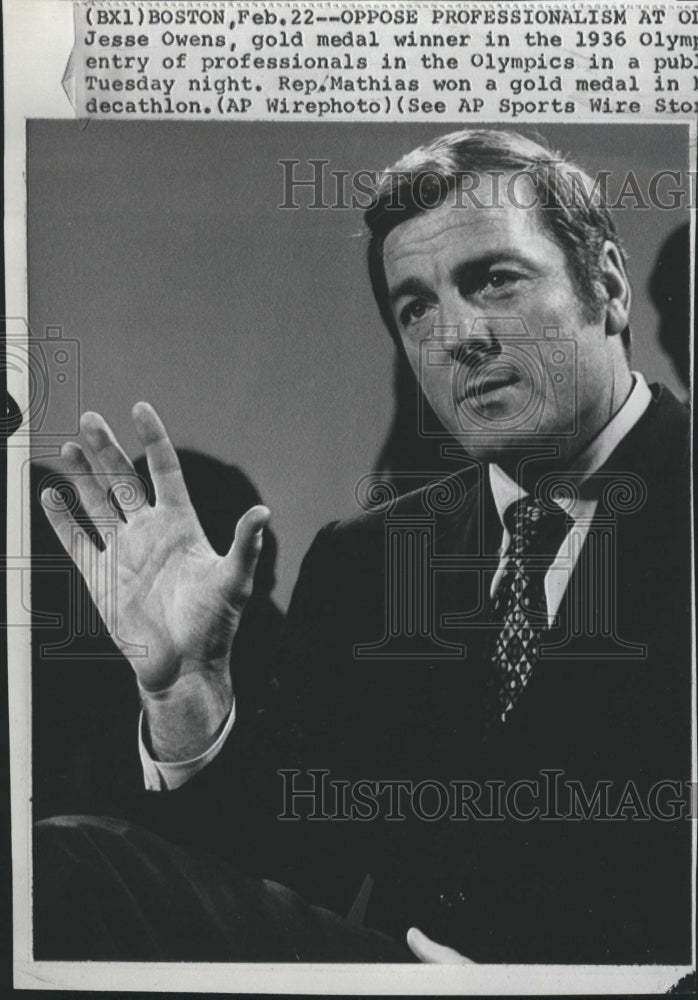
42 403 269 698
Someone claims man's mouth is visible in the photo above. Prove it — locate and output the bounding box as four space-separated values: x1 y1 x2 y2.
459 366 521 401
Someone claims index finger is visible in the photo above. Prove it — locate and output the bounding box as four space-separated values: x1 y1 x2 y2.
132 401 189 507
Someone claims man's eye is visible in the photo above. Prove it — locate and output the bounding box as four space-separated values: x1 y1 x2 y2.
483 271 519 291
400 301 430 325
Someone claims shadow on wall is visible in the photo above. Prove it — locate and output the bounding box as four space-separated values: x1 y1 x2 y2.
31 450 283 821
648 222 691 401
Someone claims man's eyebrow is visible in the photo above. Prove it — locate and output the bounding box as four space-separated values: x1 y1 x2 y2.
389 277 433 304
388 251 534 303
460 250 532 272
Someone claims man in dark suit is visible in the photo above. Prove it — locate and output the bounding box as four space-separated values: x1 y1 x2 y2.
35 129 692 964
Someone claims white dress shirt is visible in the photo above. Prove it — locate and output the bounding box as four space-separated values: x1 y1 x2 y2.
139 697 237 791
141 373 652 791
489 372 651 626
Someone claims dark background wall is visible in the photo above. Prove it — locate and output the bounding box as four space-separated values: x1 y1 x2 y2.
27 121 691 608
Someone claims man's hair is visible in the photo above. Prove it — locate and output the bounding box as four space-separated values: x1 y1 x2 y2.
364 128 631 353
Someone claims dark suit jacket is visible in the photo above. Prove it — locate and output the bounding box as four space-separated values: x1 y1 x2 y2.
135 383 692 964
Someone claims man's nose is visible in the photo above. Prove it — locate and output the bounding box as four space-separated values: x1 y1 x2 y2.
440 297 500 365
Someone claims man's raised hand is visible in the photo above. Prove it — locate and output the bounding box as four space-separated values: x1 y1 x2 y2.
41 402 269 760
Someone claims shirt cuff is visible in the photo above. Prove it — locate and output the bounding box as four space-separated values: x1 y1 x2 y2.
139 698 237 791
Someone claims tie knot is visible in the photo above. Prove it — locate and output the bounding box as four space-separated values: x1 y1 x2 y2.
503 496 568 556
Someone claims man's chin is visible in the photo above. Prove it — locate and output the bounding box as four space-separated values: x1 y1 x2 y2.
452 433 563 466
460 444 517 467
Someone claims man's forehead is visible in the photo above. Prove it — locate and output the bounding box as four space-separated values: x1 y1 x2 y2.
383 196 549 272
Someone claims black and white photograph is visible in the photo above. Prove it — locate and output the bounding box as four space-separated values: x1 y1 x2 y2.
3 1 696 993
22 119 694 972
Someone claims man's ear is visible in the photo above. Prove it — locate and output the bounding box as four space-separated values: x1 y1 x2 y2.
599 240 631 337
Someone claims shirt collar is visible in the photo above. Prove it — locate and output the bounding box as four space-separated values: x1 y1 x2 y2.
488 372 652 528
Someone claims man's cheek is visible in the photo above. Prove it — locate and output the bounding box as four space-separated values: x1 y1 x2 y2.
402 342 421 377
429 372 454 408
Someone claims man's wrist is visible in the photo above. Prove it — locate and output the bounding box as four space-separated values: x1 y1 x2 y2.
139 666 233 762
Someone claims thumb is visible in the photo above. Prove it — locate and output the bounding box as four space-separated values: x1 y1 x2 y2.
222 504 270 606
406 926 474 965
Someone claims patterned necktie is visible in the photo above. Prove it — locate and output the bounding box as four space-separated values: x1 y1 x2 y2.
486 496 569 726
